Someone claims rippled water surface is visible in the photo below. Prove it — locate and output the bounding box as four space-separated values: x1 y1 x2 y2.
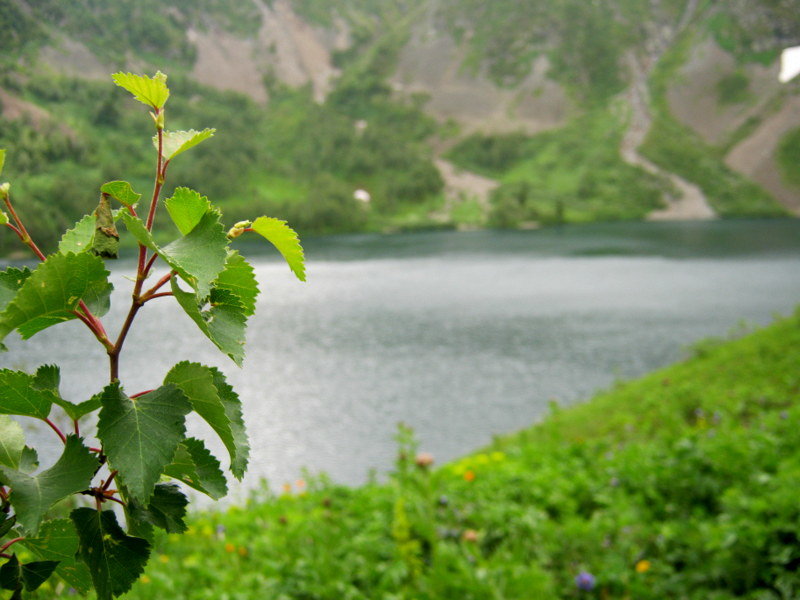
3 220 800 499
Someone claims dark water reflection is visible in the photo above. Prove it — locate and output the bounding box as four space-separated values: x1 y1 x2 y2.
3 220 800 501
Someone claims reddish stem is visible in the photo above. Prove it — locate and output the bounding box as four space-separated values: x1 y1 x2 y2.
0 537 24 553
146 120 165 232
143 252 159 278
3 222 22 237
4 192 112 349
102 470 118 492
143 292 173 301
130 389 154 399
116 113 166 383
73 419 80 436
140 271 174 302
3 194 46 262
44 418 67 444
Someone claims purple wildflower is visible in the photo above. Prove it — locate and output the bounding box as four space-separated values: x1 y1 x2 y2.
575 571 596 591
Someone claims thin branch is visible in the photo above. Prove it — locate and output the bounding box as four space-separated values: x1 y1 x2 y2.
145 116 164 232
143 291 173 302
130 390 154 399
3 222 22 237
101 471 118 492
3 193 46 262
4 192 113 351
140 270 174 302
43 418 67 444
0 537 24 553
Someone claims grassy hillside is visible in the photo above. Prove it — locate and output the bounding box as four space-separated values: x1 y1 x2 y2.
24 310 796 599
447 109 670 226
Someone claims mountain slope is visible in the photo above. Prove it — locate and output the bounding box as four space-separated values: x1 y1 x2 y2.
1 0 798 248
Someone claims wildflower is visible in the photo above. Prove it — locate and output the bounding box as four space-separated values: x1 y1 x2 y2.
295 478 306 489
438 495 449 507
238 546 249 557
635 560 651 573
215 524 226 538
158 554 169 564
282 482 292 494
224 542 236 553
415 452 434 468
461 529 479 543
463 470 475 482
575 571 596 591
140 576 151 584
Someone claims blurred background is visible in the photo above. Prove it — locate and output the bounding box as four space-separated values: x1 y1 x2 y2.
1 0 799 247
1 0 800 493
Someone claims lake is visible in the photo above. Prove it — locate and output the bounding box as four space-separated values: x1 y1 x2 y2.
3 219 800 501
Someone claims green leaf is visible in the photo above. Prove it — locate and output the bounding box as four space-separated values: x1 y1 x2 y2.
0 253 113 344
111 71 169 109
164 362 248 477
32 364 60 393
0 515 15 539
250 216 306 281
0 268 32 314
71 508 150 600
0 555 20 591
21 518 91 594
165 187 210 235
100 181 141 207
0 436 99 534
127 484 187 535
60 391 103 422
156 129 215 161
122 211 228 297
32 365 99 421
164 438 227 499
0 416 25 469
21 560 59 591
0 149 5 176
18 448 38 474
209 368 249 479
0 370 58 419
91 195 119 259
97 383 190 503
58 215 96 254
215 252 258 317
172 281 247 365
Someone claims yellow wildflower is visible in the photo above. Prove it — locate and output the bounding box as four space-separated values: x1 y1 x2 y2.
635 560 651 573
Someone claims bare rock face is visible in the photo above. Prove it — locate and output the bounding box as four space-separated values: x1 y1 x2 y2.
667 38 784 146
391 13 572 135
726 96 800 215
664 32 800 212
188 0 345 103
188 27 268 102
39 36 111 81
